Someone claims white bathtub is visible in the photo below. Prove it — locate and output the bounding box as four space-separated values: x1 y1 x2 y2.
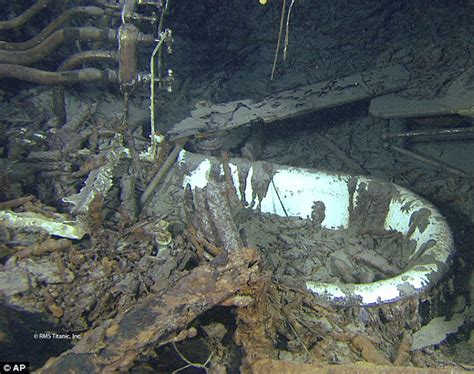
176 151 455 307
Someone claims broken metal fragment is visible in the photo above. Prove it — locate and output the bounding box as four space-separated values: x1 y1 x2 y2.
63 134 126 215
0 210 86 239
37 247 261 373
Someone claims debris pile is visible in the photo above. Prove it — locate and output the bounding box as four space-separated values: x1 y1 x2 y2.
1 0 474 370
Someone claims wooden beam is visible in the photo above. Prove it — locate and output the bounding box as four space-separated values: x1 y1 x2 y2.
168 65 411 140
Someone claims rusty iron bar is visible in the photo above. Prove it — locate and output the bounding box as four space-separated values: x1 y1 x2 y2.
383 126 474 141
140 142 184 206
390 145 469 178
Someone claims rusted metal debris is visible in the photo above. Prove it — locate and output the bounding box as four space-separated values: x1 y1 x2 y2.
183 167 243 255
249 359 466 374
38 247 261 373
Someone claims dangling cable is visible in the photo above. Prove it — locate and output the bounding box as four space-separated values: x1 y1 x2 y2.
283 0 295 61
270 0 286 80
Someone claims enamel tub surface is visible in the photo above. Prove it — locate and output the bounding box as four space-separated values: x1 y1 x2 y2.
177 151 455 307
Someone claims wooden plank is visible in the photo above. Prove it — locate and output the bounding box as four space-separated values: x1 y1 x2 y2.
168 65 411 140
369 68 474 119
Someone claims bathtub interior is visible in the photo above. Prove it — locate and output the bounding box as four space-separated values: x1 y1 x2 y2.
179 151 455 306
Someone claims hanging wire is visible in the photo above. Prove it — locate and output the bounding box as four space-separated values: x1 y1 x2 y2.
283 0 296 61
270 0 286 80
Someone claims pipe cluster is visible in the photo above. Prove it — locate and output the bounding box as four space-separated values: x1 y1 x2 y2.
0 0 168 124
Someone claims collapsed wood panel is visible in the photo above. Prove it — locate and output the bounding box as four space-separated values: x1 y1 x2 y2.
168 65 411 140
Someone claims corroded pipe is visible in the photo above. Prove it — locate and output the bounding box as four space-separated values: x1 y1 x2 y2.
383 126 474 140
53 50 119 124
57 50 119 71
0 27 118 65
0 64 118 85
0 0 51 30
390 145 468 178
0 7 112 51
118 23 139 93
121 0 137 23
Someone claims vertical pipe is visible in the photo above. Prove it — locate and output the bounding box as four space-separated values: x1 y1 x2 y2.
118 24 139 93
121 0 137 23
